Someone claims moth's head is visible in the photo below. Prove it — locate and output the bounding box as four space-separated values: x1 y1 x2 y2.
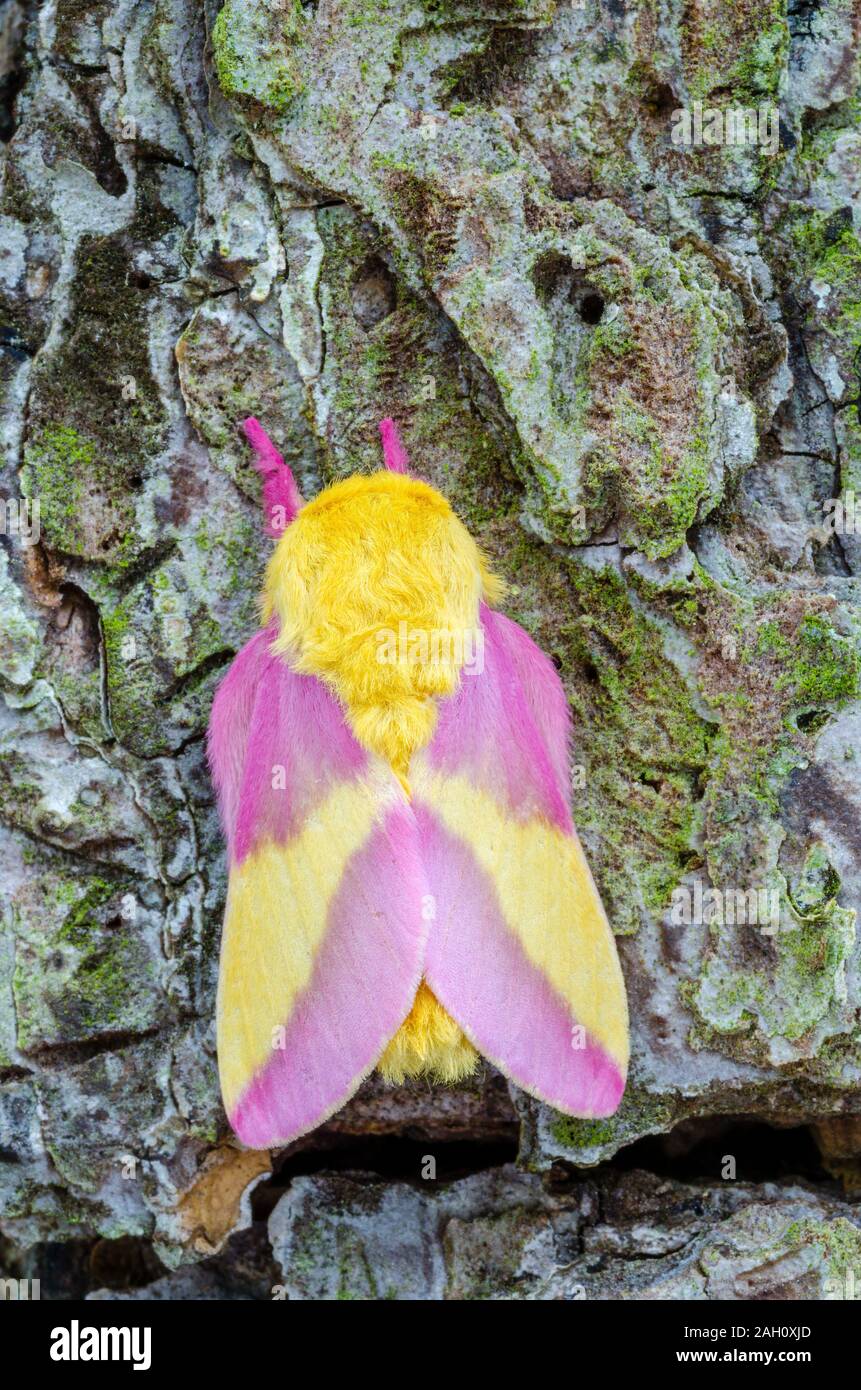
244 417 502 760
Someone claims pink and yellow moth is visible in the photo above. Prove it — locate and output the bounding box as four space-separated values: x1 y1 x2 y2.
208 417 629 1147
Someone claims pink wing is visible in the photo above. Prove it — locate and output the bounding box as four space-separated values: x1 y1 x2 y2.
208 627 427 1147
413 606 629 1118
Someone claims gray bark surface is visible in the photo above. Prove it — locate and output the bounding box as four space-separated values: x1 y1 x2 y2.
1 0 860 1298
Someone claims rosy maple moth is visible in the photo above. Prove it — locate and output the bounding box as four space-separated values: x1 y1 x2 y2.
208 417 629 1147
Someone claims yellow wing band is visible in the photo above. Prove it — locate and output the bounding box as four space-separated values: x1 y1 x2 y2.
413 767 629 1071
218 777 390 1114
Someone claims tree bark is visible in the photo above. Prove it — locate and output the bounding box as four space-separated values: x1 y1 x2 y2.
1 0 860 1296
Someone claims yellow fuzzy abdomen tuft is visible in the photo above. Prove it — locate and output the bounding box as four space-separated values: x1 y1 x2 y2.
378 982 478 1083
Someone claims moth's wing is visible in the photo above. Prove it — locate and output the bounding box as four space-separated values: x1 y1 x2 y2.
208 630 426 1148
413 607 628 1118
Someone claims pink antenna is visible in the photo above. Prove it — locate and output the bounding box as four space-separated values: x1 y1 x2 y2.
242 417 303 535
379 417 410 474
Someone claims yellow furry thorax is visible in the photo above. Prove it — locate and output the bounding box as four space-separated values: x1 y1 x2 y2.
263 470 503 775
262 469 502 1083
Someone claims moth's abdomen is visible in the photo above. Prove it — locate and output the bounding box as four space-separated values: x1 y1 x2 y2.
378 982 477 1083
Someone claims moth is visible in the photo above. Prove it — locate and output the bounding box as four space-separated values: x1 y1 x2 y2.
208 417 629 1147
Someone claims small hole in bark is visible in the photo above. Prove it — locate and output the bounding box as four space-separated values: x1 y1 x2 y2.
643 82 678 118
638 772 663 791
796 708 831 734
581 660 600 685
127 269 154 290
89 1235 167 1292
50 584 102 674
577 292 605 325
822 206 853 245
351 255 397 330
